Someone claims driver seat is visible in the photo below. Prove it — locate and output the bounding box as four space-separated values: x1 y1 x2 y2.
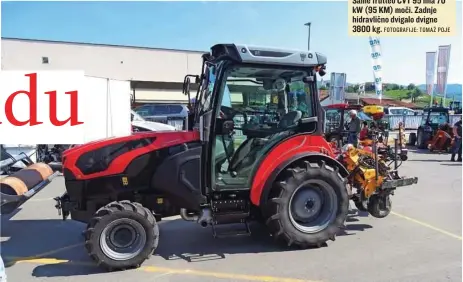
227 111 302 175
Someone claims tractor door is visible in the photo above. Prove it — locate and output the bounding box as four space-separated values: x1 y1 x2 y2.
194 62 224 196
207 65 319 192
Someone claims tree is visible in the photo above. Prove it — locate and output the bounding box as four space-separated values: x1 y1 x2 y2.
407 83 416 90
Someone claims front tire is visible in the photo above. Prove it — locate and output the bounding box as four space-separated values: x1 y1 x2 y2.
265 160 349 248
367 194 392 218
84 200 159 271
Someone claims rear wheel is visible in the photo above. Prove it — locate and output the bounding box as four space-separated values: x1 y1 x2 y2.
408 133 417 146
84 200 159 271
265 160 349 248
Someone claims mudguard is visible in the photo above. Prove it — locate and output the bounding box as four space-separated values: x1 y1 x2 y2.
250 134 348 206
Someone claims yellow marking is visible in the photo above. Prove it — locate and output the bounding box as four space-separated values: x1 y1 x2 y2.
140 266 317 282
5 242 84 263
392 211 462 240
16 258 77 265
9 256 320 282
122 176 129 186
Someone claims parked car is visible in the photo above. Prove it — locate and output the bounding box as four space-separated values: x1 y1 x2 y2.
131 110 176 132
385 107 416 116
133 104 189 119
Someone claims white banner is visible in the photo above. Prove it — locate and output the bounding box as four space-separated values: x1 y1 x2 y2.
426 52 437 96
0 71 89 144
436 45 451 97
329 72 347 102
369 36 383 100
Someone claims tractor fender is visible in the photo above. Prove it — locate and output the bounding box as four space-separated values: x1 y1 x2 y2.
257 152 349 207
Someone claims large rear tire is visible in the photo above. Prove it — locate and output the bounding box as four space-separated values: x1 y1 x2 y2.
265 160 349 248
84 200 159 271
408 133 417 146
417 130 430 149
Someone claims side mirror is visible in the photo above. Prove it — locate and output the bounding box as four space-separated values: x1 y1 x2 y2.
183 77 191 96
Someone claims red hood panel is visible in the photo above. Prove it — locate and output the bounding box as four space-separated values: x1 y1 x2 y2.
63 130 200 179
63 131 199 157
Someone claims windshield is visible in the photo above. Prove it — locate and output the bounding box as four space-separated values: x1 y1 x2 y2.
220 66 314 123
427 112 448 124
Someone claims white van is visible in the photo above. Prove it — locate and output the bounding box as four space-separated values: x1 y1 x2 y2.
386 107 416 116
131 110 177 132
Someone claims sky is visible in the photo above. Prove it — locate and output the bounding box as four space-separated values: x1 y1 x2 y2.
1 1 462 85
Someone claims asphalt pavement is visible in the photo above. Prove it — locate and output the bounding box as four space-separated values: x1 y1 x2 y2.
1 149 461 282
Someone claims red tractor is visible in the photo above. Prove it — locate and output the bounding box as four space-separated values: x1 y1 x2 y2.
40 44 407 271
54 44 352 270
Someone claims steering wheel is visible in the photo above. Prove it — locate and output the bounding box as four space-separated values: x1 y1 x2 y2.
220 106 248 129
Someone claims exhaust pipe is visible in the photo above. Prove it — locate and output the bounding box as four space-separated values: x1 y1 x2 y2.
180 208 212 228
180 208 199 221
197 208 212 228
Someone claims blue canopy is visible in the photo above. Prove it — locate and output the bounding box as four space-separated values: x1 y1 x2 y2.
358 111 373 121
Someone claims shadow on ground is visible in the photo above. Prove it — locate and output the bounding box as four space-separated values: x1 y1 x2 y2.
1 210 372 278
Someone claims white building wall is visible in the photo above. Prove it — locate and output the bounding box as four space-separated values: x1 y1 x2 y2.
1 38 204 83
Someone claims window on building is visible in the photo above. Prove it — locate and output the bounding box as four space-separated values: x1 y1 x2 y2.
42 57 49 64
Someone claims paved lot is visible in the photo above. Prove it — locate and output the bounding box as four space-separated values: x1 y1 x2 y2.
1 149 461 282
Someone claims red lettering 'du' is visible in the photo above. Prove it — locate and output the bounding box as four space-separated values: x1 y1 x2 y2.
1 73 83 126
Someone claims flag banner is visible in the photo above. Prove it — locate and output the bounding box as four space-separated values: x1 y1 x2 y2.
329 73 346 101
369 36 383 99
329 72 335 101
436 45 451 97
358 83 365 95
426 51 437 96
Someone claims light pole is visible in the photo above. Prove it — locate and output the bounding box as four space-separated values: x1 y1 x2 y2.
304 22 311 50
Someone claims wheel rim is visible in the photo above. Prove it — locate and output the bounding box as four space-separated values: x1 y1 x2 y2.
288 179 338 233
100 219 147 261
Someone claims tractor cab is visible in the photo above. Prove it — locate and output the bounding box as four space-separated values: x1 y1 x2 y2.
183 44 328 193
323 103 366 144
449 101 462 114
416 107 450 149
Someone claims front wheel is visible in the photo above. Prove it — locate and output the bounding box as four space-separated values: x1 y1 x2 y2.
84 200 159 271
367 194 392 218
265 160 349 248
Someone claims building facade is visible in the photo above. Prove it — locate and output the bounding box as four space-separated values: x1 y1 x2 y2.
1 37 205 104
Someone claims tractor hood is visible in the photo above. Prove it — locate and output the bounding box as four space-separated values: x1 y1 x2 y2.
63 131 200 160
62 130 200 179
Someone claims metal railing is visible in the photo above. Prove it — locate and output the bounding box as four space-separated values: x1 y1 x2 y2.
387 114 461 130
